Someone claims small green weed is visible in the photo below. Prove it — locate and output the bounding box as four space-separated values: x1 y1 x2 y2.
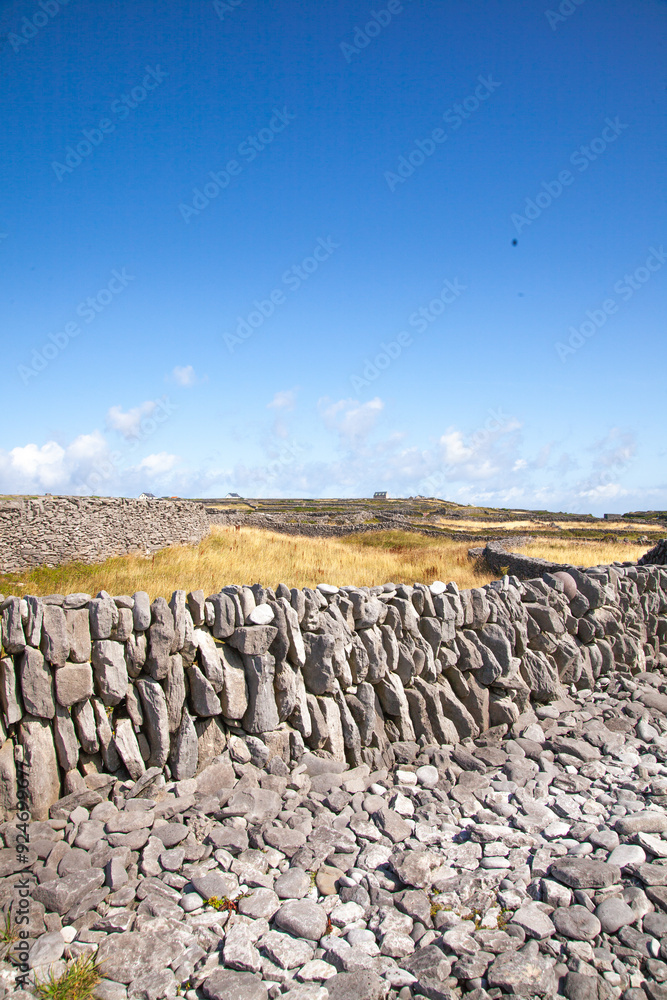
34 954 103 1000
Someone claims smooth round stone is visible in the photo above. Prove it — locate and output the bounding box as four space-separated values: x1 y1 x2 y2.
552 905 602 940
274 868 312 900
522 723 545 744
248 603 275 625
274 899 328 941
160 847 185 871
544 822 572 840
180 892 203 913
481 857 510 869
347 928 376 947
416 765 439 789
568 843 593 857
607 844 646 868
589 829 620 851
594 897 636 934
536 705 560 720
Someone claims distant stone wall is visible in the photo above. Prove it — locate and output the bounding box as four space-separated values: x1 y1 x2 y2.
639 539 667 565
1 552 665 820
481 539 568 580
0 496 210 572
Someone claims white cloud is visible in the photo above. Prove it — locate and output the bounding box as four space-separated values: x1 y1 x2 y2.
0 431 109 494
172 365 197 387
319 397 384 441
267 390 296 411
577 482 629 501
106 401 157 440
135 453 179 476
439 430 472 465
5 442 66 488
0 404 660 518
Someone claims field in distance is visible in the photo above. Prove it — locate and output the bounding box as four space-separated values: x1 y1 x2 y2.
202 496 666 543
0 526 653 601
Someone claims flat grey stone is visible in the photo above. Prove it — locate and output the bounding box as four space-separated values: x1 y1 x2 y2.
325 972 386 1000
238 887 281 920
261 929 314 969
28 931 65 969
202 970 268 1000
552 905 602 940
33 868 106 915
191 871 236 900
616 812 667 835
274 867 312 899
487 950 557 996
97 931 179 985
549 857 621 889
274 899 329 941
510 903 555 940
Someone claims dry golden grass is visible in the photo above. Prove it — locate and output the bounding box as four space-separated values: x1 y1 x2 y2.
437 517 662 534
0 528 653 601
0 527 495 598
519 538 651 567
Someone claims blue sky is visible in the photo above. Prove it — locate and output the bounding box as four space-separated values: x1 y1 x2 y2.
0 0 665 513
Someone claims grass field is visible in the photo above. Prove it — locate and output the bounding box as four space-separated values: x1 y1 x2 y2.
435 517 663 535
518 537 650 567
0 527 653 600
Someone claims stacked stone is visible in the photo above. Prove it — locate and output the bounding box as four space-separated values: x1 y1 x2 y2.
5 672 667 999
1 556 667 827
640 541 667 567
0 496 210 574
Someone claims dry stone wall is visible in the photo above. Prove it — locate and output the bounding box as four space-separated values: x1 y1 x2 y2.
0 496 210 572
1 553 666 821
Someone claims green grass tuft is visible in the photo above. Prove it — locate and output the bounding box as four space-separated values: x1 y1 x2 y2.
34 954 103 1000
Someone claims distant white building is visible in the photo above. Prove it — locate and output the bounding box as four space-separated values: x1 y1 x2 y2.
373 491 388 499
139 492 156 500
226 492 243 499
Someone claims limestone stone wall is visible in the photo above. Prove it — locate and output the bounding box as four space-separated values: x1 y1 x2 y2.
0 496 210 572
1 552 665 820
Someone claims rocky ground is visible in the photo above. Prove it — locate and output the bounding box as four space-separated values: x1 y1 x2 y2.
4 672 667 1000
